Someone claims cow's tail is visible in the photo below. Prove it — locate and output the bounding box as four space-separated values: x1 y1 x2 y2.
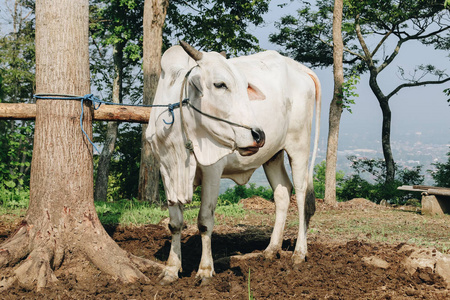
305 71 321 226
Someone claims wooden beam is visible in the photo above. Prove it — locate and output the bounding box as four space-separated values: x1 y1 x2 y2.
0 103 151 123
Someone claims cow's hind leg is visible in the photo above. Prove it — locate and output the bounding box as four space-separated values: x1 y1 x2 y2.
287 150 315 267
159 203 184 285
263 150 293 259
196 165 222 284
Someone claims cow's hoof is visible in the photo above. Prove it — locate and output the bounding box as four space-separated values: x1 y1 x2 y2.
263 246 281 260
158 271 178 286
291 252 307 269
195 276 213 286
263 249 278 260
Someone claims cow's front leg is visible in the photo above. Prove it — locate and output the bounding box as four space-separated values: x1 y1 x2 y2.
196 165 221 284
159 203 184 285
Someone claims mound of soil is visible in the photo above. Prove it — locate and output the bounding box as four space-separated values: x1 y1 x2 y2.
1 203 449 299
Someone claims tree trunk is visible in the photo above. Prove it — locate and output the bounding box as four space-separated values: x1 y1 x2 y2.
379 99 395 184
0 0 161 291
94 42 124 201
138 0 168 204
368 74 396 184
324 0 344 205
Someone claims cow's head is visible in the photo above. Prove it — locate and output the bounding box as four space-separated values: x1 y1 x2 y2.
146 42 265 204
178 41 265 160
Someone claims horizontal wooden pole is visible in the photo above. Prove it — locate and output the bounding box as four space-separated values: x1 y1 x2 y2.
0 103 151 124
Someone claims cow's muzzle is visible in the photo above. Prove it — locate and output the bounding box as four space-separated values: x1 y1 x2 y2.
238 128 265 156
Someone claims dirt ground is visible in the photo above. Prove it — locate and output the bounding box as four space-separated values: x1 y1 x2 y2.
1 198 449 299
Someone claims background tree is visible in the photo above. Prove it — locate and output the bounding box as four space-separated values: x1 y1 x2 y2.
138 0 168 204
0 0 35 192
324 0 344 205
270 0 450 185
164 0 270 55
90 0 144 201
429 147 450 187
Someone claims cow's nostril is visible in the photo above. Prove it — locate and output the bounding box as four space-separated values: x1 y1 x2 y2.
251 128 265 145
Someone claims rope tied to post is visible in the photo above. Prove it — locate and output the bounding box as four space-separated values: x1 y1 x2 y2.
33 93 163 154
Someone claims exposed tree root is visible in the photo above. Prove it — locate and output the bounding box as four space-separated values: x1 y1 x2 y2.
0 222 32 268
0 215 163 291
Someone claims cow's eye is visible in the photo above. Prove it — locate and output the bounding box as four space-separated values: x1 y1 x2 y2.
214 82 228 89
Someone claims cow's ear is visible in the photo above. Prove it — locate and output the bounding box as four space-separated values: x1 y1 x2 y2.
189 74 203 96
247 83 266 101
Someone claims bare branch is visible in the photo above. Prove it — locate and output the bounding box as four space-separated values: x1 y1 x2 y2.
387 77 450 100
319 36 365 61
376 39 404 74
371 30 393 57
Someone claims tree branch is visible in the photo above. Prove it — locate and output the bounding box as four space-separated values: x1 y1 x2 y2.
371 29 393 57
386 77 450 100
355 15 374 68
376 39 404 74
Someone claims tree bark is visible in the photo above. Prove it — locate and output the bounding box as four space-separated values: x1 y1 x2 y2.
94 42 124 201
324 0 344 205
0 0 161 291
138 0 168 204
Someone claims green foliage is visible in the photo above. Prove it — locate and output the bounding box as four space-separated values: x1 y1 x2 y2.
0 187 29 210
339 72 360 113
165 0 270 55
109 124 142 200
338 156 424 204
270 0 449 73
219 183 273 205
89 0 144 104
313 160 345 199
0 121 33 191
93 123 142 201
0 1 35 192
428 147 450 187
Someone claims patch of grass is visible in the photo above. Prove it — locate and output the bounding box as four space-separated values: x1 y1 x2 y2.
307 208 450 253
95 199 169 225
0 188 29 216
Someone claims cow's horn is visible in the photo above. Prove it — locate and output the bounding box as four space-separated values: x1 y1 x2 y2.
180 41 203 61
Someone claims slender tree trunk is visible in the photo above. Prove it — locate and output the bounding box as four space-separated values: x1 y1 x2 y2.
138 0 168 204
94 42 124 201
368 74 396 184
0 0 160 291
324 0 344 205
379 98 395 183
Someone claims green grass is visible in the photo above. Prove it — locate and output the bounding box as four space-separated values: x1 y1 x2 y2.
95 199 169 225
0 188 29 216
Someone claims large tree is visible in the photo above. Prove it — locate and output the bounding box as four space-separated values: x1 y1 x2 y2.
271 0 450 184
0 0 159 290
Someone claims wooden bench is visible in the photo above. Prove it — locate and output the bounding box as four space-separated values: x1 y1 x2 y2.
397 185 450 216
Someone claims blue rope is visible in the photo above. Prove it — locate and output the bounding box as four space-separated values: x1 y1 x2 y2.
33 93 185 154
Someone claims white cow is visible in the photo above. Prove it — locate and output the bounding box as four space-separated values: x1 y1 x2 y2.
147 42 321 285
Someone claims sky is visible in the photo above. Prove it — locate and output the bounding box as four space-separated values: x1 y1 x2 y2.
250 0 450 154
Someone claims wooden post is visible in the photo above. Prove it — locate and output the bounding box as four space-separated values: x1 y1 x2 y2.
0 102 151 123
